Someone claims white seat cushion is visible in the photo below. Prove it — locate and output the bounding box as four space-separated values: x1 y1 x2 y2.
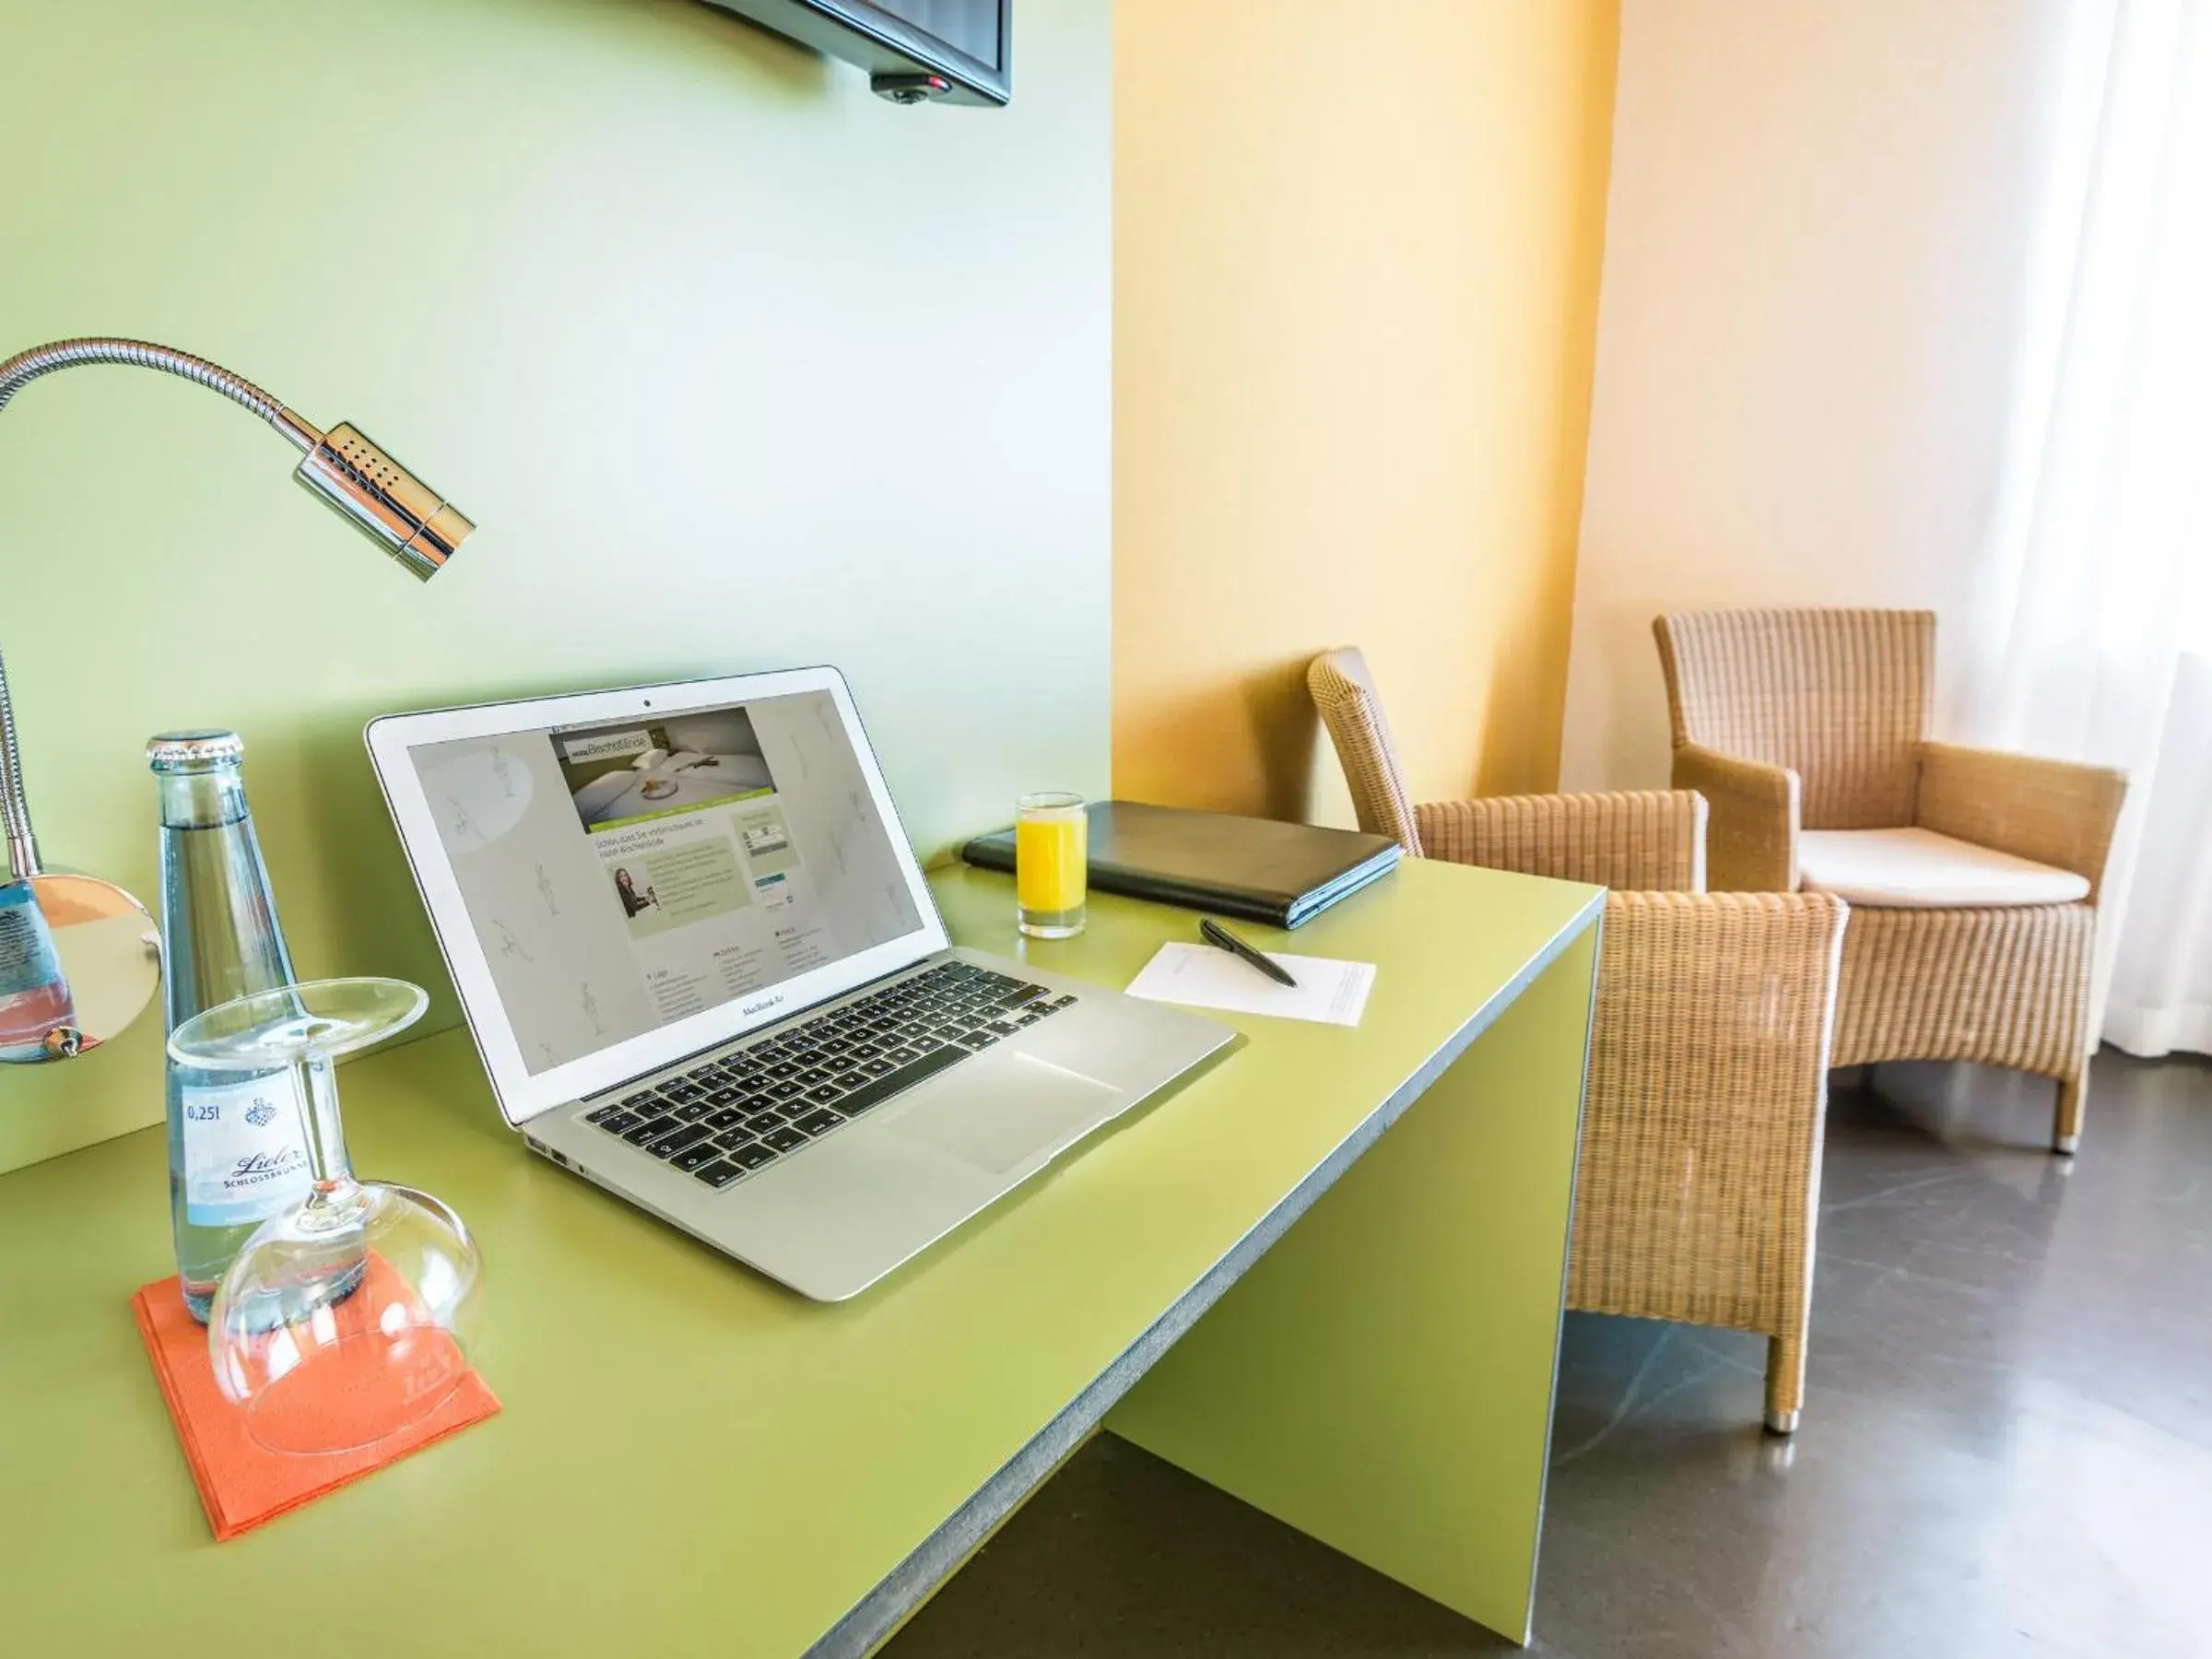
1797 827 2089 908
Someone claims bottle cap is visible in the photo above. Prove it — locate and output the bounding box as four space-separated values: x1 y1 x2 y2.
147 730 245 772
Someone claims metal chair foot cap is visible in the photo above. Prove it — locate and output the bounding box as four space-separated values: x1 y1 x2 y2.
2053 1135 2080 1155
1763 1409 1800 1435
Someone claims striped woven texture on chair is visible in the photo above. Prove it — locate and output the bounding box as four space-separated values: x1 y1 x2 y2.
1916 741 2129 904
1833 904 2093 1076
1306 647 1424 853
1650 607 2132 1149
1571 890 1848 1421
1307 644 1848 1426
1655 608 1934 829
1416 793 1707 893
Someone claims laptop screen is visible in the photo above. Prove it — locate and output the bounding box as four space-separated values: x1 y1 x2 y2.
405 687 924 1077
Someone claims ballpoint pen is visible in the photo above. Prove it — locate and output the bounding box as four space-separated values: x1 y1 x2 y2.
1200 917 1298 987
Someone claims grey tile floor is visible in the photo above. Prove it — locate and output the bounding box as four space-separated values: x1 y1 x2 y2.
887 1053 2212 1658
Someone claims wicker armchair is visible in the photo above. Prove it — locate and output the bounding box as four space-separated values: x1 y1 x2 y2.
1309 648 1849 1434
1653 609 2129 1153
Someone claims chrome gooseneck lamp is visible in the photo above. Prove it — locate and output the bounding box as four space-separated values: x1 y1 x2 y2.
0 337 474 1062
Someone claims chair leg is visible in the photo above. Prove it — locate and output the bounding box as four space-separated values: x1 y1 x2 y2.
1763 1334 1803 1436
2053 1074 2086 1156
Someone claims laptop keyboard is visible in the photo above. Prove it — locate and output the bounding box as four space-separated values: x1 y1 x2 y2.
579 961 1078 1192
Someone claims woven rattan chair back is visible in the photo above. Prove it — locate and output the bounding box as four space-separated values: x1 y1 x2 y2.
1307 646 1423 854
1654 608 1935 830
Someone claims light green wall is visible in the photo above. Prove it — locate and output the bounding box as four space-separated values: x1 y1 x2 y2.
0 0 1111 1173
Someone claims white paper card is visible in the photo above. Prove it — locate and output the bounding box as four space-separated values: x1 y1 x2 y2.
1124 943 1376 1028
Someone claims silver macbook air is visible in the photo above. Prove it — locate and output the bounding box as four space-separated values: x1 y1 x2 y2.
365 666 1234 1300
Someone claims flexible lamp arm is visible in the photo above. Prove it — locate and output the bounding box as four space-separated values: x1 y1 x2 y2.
0 335 474 879
0 337 315 447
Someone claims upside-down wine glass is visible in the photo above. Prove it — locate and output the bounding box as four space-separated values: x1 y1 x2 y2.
166 976 482 1454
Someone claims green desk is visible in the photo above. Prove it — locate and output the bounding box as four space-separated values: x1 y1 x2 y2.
0 859 1600 1655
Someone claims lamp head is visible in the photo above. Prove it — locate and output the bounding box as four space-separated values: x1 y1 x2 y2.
291 421 473 581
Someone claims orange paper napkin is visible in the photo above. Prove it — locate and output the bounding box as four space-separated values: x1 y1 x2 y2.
133 1268 500 1541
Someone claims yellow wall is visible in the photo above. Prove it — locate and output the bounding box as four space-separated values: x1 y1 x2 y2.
1113 1 1621 823
0 0 1110 1174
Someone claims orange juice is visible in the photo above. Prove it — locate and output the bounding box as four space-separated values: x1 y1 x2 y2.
1015 794 1088 937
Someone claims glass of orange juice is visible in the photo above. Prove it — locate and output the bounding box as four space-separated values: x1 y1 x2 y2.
1015 793 1088 938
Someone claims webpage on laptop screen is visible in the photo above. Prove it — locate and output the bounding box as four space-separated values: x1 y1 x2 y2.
408 689 923 1075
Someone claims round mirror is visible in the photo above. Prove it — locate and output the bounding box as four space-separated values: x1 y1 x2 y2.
0 871 160 1062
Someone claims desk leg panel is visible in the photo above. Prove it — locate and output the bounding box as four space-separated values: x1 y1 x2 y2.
1105 927 1595 1644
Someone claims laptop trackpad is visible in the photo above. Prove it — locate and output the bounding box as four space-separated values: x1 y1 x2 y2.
895 1054 1122 1175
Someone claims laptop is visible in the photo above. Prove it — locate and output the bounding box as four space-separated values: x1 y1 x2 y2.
365 666 1235 1300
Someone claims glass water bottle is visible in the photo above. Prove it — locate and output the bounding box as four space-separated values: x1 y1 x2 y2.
152 731 314 1322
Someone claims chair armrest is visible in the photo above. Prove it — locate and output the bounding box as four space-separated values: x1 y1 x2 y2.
1415 792 1707 891
1914 742 2129 902
1573 891 1849 1328
1672 744 1798 891
1594 890 1849 1096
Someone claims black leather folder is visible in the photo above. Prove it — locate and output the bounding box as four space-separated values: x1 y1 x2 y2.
960 800 1401 929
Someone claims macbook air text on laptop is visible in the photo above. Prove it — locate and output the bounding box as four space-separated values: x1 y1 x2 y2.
366 666 1234 1301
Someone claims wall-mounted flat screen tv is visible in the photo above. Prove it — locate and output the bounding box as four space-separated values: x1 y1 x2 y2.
703 0 1011 105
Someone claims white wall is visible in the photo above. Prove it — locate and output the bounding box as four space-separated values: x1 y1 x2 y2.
1560 0 2074 790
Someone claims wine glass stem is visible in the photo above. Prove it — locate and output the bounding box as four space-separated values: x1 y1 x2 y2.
291 1053 356 1199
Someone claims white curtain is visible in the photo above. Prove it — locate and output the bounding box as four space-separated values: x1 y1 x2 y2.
1954 0 2212 1056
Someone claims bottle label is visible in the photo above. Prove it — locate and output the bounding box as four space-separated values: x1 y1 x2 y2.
181 1072 314 1226
0 885 64 997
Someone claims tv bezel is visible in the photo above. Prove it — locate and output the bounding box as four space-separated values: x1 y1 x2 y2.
709 0 1013 107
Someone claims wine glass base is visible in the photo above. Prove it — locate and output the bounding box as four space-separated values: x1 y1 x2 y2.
170 976 429 1070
